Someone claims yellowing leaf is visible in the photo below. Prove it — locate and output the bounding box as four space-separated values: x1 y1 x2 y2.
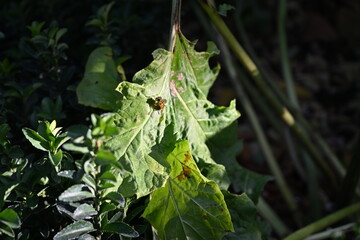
142 140 234 240
106 32 240 197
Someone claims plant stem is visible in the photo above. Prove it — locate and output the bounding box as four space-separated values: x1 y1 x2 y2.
215 27 301 225
278 0 299 109
233 2 344 179
284 202 360 240
198 1 338 188
169 0 181 51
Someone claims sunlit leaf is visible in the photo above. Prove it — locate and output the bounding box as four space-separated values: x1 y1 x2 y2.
143 141 233 240
53 220 94 240
106 32 239 197
76 47 122 110
58 184 95 202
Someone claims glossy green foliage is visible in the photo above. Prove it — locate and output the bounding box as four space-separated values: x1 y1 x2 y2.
105 32 239 197
143 140 234 240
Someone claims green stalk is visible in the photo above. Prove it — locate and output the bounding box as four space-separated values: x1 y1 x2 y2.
169 0 181 51
278 0 322 220
215 29 301 225
278 0 299 108
284 202 360 240
198 1 338 188
233 3 345 180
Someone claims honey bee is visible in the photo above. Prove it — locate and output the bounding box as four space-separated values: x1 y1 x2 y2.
154 96 167 111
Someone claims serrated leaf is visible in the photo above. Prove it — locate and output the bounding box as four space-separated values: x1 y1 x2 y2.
53 220 94 240
0 209 20 229
142 141 233 240
102 221 139 238
58 184 95 202
76 47 122 110
106 32 239 197
73 204 97 220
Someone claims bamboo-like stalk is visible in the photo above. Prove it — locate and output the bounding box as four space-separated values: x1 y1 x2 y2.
283 202 360 240
215 27 301 225
198 1 338 188
233 2 345 180
278 0 299 109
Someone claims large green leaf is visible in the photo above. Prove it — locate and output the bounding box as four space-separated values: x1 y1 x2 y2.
142 141 233 240
76 47 122 110
106 33 239 197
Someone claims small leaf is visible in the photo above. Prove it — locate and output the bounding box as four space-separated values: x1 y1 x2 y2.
98 171 116 182
94 150 119 167
102 221 139 238
49 150 63 167
58 184 95 202
22 128 49 151
73 204 97 220
58 170 77 179
0 209 21 229
104 192 125 207
53 220 94 240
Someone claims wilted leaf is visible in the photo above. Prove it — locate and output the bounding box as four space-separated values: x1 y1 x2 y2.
76 47 122 110
58 184 95 202
53 220 94 240
142 141 233 240
106 32 239 197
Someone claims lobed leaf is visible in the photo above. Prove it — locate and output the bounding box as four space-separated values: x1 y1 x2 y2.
142 140 233 240
106 32 239 197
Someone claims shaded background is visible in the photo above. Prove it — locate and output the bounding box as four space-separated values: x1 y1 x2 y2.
1 0 359 238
